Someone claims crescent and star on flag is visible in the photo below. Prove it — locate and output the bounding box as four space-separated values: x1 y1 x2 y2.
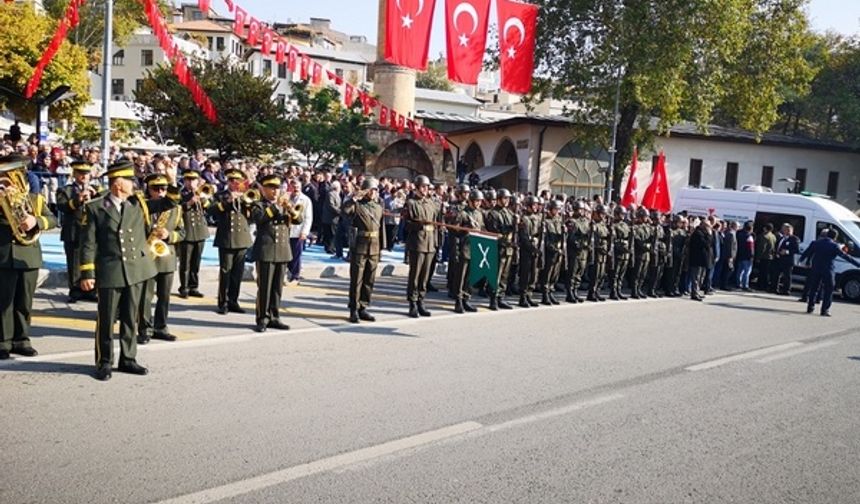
503 15 526 59
452 2 480 47
396 0 426 28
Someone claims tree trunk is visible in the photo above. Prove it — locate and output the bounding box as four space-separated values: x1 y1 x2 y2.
612 102 640 199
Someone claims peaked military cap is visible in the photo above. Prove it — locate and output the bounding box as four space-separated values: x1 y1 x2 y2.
106 159 136 179
0 154 28 173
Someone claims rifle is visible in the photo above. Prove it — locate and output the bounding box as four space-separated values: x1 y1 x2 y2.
537 208 546 271
606 215 615 273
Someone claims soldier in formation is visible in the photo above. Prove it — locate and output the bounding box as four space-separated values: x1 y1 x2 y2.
343 177 385 323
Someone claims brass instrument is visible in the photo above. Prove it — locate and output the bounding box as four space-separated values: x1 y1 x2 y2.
0 168 40 246
196 183 216 199
147 211 172 258
277 196 304 224
242 188 261 205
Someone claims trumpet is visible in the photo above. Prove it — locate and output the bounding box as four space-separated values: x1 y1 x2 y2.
276 195 304 223
196 183 216 199
243 188 261 205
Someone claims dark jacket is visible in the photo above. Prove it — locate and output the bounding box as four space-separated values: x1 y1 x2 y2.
799 238 860 274
208 192 253 250
736 230 755 261
775 234 800 265
0 192 57 270
322 190 341 225
687 226 715 269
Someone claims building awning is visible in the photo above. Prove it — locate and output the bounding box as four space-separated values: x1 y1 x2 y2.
469 165 517 183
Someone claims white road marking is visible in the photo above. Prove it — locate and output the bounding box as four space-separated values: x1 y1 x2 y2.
153 422 483 504
685 342 803 371
755 341 839 363
484 393 625 433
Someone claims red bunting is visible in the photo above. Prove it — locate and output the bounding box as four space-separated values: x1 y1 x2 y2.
261 29 274 55
440 136 450 150
275 39 287 64
24 0 82 99
344 83 354 106
288 47 298 72
233 6 246 36
396 114 406 134
198 0 210 14
247 17 260 46
300 54 310 81
379 105 389 126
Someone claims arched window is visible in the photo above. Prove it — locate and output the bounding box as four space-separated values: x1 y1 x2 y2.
463 142 484 171
549 141 608 199
492 138 518 166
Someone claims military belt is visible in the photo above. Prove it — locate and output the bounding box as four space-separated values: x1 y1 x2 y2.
423 225 435 231
360 231 379 238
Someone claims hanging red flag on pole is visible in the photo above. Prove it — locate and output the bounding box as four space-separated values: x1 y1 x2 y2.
233 6 247 37
444 0 491 84
640 150 672 213
198 0 210 14
247 17 261 46
379 105 389 126
497 0 538 94
620 146 639 208
384 0 437 70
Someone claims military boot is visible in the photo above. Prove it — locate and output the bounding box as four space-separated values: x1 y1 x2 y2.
587 290 599 302
417 301 432 317
617 289 629 300
541 292 552 305
408 302 419 318
565 288 577 303
498 297 513 310
609 289 619 300
519 295 530 308
548 292 560 305
349 310 360 323
454 299 465 314
526 295 539 307
489 295 498 311
463 300 477 312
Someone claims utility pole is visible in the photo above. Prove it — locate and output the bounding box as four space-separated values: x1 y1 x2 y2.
605 71 622 203
100 0 114 169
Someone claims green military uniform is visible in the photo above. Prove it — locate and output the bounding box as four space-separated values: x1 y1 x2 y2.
669 224 689 296
444 189 468 298
646 219 668 297
343 179 385 322
631 212 655 299
451 194 485 313
250 175 301 332
0 155 57 358
588 212 610 301
404 177 439 317
538 209 564 305
55 161 101 301
208 169 254 314
484 194 517 309
80 161 177 375
138 175 185 343
609 213 633 300
565 213 592 303
177 174 211 297
518 200 542 307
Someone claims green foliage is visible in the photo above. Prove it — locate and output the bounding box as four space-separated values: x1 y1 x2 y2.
0 3 90 122
59 116 138 145
133 59 290 160
533 0 816 195
286 80 377 169
416 60 454 91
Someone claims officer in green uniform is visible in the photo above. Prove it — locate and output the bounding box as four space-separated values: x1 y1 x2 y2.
342 177 385 323
645 211 666 297
177 171 210 298
56 160 101 303
79 160 177 381
0 154 57 360
403 175 439 318
669 215 690 296
587 204 611 302
250 174 301 332
451 189 486 314
209 168 254 315
518 196 542 307
445 183 470 299
631 207 654 299
564 200 591 303
137 174 185 344
609 206 633 300
539 199 564 305
484 188 516 310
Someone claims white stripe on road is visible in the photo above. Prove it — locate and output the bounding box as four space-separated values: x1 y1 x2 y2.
153 421 483 504
755 341 839 363
685 342 803 371
484 394 624 433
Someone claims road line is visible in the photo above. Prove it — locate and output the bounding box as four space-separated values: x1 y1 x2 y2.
755 341 839 363
685 342 803 371
484 393 624 433
152 421 483 504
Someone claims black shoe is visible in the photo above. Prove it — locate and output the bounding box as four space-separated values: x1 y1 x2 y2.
526 296 539 307
519 296 529 308
408 302 419 318
188 290 204 298
463 300 477 312
427 283 439 292
254 323 267 333
216 305 227 315
549 293 560 305
68 296 78 304
417 302 432 317
82 292 99 302
117 361 149 376
10 347 38 357
178 290 189 299
454 300 465 314
821 311 831 317
587 293 598 302
152 333 177 342
0 349 10 360
498 297 513 310
349 310 360 323
137 335 150 345
541 293 552 305
358 309 376 322
95 366 112 381
797 297 808 303
565 290 576 303
489 296 498 311
228 303 246 314
691 295 704 302
609 291 619 300
618 292 628 300
806 306 814 314
596 293 606 302
267 319 291 330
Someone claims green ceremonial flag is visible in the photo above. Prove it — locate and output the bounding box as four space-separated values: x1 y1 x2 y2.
468 233 499 291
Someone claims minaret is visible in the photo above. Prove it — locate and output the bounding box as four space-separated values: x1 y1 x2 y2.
373 0 416 118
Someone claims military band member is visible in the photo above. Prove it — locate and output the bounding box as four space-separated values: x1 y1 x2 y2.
55 160 101 303
588 204 611 302
484 188 516 310
343 177 385 323
0 154 57 360
631 207 654 299
565 200 591 303
403 175 438 318
177 170 211 298
250 174 301 332
539 199 564 305
209 168 253 315
451 189 486 314
79 160 177 381
609 206 633 300
137 174 185 344
518 195 542 307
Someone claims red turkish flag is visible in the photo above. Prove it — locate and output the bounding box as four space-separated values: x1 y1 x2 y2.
344 83 354 106
261 29 274 55
641 150 672 213
275 39 286 64
247 17 261 46
440 136 450 150
497 0 538 94
379 105 389 126
444 0 491 84
384 0 437 70
224 0 234 12
198 0 210 14
312 63 323 85
620 147 639 208
300 54 310 80
288 47 298 72
233 6 246 37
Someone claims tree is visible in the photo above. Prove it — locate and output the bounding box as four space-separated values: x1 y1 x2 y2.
416 60 454 91
0 4 91 122
133 59 290 159
286 80 377 169
533 0 816 196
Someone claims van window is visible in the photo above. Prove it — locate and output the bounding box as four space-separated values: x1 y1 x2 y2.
755 211 805 241
818 221 860 258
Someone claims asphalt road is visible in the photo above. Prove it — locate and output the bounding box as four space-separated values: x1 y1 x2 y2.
2 285 859 504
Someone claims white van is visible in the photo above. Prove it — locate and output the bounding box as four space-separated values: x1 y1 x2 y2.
674 187 860 302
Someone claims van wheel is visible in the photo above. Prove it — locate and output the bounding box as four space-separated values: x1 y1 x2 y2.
842 275 860 303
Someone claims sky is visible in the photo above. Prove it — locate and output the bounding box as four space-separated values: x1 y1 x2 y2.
226 0 859 57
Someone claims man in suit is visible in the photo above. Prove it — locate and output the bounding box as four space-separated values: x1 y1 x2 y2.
0 155 57 360
403 175 439 318
342 177 385 323
772 223 800 295
250 174 301 332
321 180 341 255
755 223 777 290
687 219 714 301
799 228 860 316
55 160 101 303
718 220 738 290
79 160 177 380
137 174 185 344
177 171 210 298
208 168 253 315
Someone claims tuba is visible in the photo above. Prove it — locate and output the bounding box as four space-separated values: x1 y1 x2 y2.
243 188 261 205
0 168 41 246
196 183 216 199
147 211 172 258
